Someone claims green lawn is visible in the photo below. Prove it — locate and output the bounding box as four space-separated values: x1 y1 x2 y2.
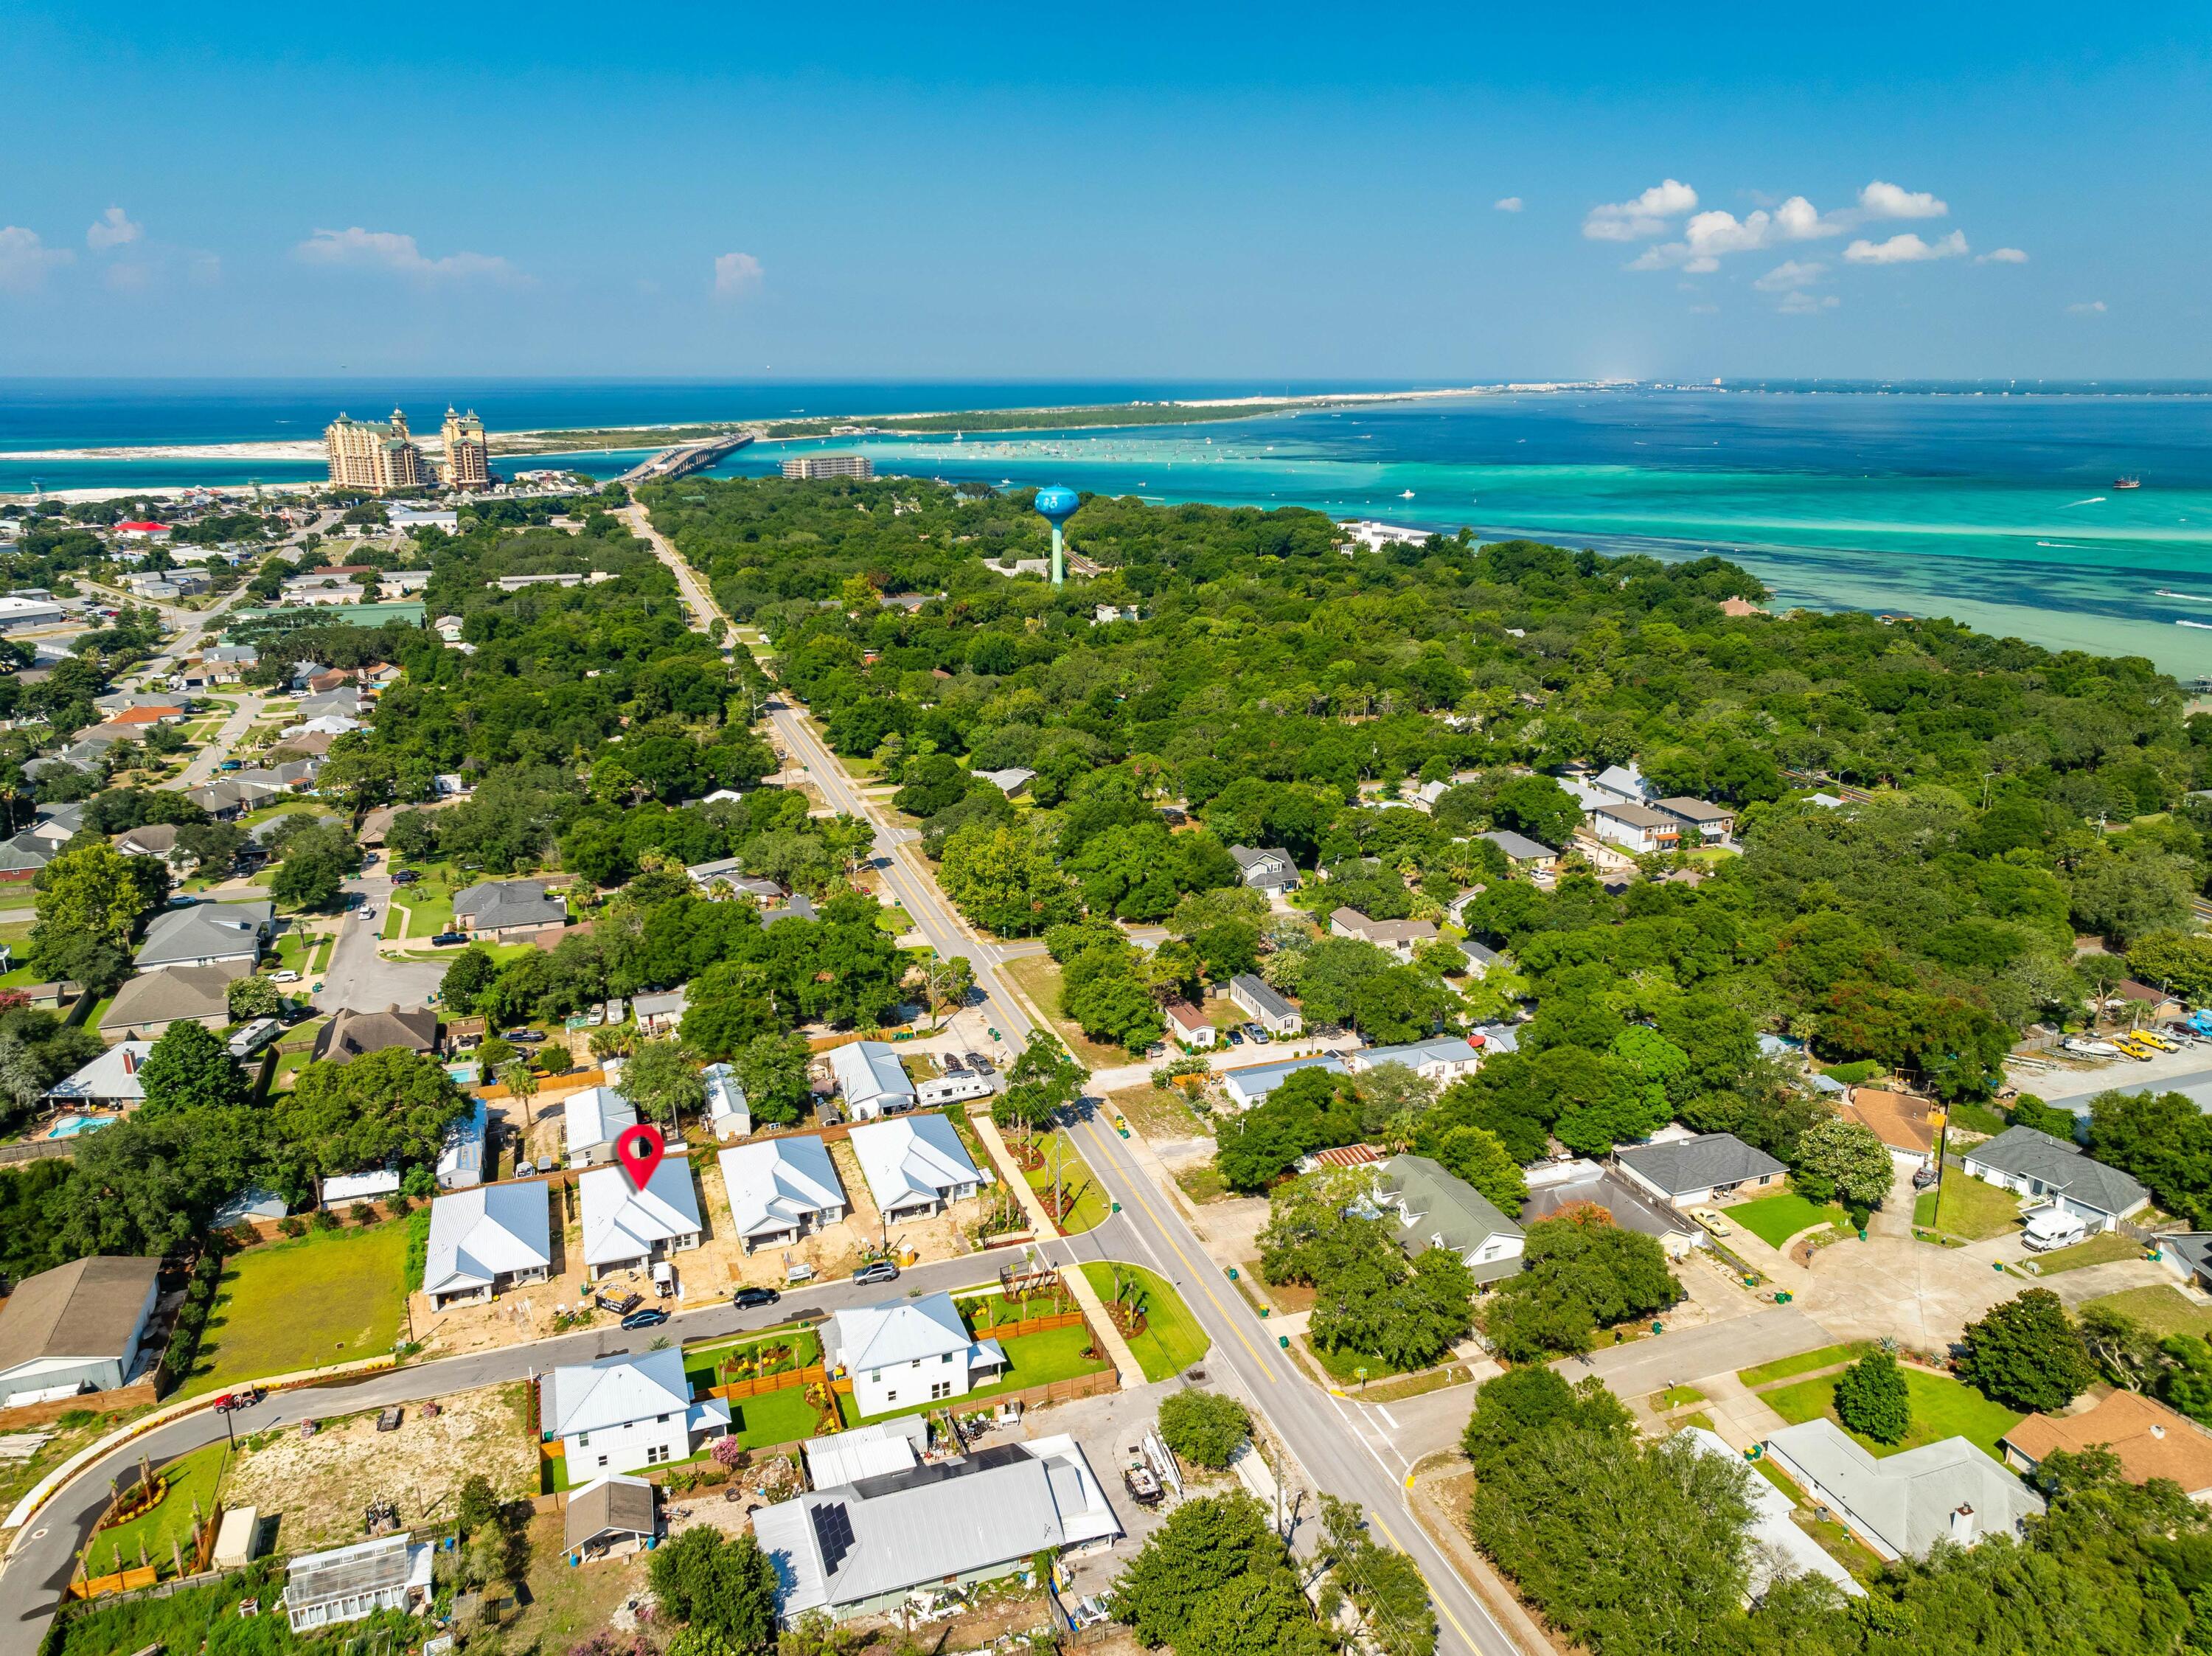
1026 1130 1111 1233
681 1326 822 1393
1725 1189 1849 1249
1917 1172 2023 1240
1305 1336 1405 1385
2082 1284 2212 1340
384 880 456 942
1082 1262 1210 1382
1761 1367 2024 1461
728 1384 833 1450
2026 1232 2143 1275
1652 1384 1708 1409
1001 956 1135 1070
847 1324 1110 1424
83 1442 227 1579
1738 1341 1875 1388
183 1222 411 1395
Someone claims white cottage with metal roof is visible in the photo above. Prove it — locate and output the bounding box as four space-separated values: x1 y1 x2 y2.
824 1291 1006 1419
827 1040 917 1120
544 1347 729 1478
577 1158 703 1279
848 1115 991 1221
423 1180 552 1309
718 1135 848 1253
565 1084 638 1168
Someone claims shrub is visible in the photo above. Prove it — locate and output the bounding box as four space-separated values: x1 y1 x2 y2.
1833 1348 1911 1443
310 1208 340 1231
1158 1388 1252 1468
279 1216 307 1238
348 1202 375 1225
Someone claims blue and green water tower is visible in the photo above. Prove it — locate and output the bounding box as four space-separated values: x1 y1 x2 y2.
1034 485 1079 587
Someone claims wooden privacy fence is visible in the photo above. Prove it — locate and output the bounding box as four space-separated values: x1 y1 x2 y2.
708 1362 827 1403
970 1310 1087 1342
0 1138 76 1166
0 1378 159 1433
68 1566 157 1601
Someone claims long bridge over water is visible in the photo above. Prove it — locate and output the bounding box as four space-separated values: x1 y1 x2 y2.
617 431 755 485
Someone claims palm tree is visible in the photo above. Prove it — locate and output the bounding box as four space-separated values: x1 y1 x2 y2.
589 1024 638 1063
499 1060 540 1127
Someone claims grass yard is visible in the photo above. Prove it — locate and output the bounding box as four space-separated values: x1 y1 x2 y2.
2082 1284 2212 1339
1725 1189 1849 1249
1001 956 1136 1071
1761 1366 2023 1461
2025 1232 2143 1275
1914 1172 2023 1241
383 880 455 942
1304 1336 1405 1386
1082 1262 1210 1382
83 1442 227 1580
681 1326 822 1393
1107 1084 1213 1144
1652 1385 1708 1410
1026 1129 1111 1234
728 1384 832 1450
184 1222 411 1396
1739 1341 1875 1388
848 1323 1110 1424
1173 1161 1231 1205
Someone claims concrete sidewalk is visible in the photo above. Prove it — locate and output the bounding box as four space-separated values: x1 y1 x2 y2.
970 1113 1146 1388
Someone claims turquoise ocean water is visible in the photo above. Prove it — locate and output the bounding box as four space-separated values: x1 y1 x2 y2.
6 383 2211 675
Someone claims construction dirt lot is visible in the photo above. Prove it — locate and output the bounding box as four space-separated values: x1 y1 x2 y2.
222 1382 538 1553
409 1144 992 1360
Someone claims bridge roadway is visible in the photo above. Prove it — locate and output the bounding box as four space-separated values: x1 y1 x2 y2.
616 431 754 485
0 511 1527 1656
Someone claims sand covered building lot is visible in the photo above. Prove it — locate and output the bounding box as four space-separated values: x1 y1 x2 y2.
223 1382 536 1552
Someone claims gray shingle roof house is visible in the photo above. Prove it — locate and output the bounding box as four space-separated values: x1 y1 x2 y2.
1761 1418 2042 1562
132 900 272 970
100 961 250 1040
1521 1161 1705 1256
1960 1126 2151 1231
1227 973 1303 1035
1228 846 1299 891
1478 829 1557 866
1377 1155 1525 1283
453 880 567 939
1613 1132 1787 1206
313 1003 439 1063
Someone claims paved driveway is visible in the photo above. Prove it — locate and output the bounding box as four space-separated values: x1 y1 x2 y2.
312 876 447 1014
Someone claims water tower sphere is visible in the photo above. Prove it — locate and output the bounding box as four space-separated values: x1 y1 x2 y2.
1034 486 1080 524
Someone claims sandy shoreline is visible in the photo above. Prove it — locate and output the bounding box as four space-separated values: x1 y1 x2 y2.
0 383 1548 467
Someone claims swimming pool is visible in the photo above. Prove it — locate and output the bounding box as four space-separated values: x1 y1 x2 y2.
45 1115 116 1138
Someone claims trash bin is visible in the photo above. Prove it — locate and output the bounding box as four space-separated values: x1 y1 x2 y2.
1226 1266 1239 1281
1775 1290 1793 1304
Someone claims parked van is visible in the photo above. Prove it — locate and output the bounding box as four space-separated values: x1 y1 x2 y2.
916 1074 995 1107
2022 1206 2087 1252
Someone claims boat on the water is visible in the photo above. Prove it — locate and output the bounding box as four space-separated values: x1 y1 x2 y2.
2114 475 2143 489
2180 619 2212 630
2155 589 2212 602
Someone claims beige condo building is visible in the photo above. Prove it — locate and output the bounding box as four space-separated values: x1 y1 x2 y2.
441 407 491 490
324 409 428 494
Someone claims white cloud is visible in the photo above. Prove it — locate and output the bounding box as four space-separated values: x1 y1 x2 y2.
713 251 764 299
1843 229 1968 264
86 206 142 251
0 227 73 292
1627 197 1844 271
1978 246 2028 264
1776 290 1840 315
1857 180 1948 220
293 226 520 282
1492 196 1523 213
1755 260 1826 292
2067 299 2108 314
1584 178 1697 240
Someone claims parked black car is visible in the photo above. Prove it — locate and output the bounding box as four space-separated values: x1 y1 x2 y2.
965 1052 995 1073
431 931 468 947
731 1286 782 1310
620 1307 670 1331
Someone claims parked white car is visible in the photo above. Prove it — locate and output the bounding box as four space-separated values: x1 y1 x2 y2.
2021 1206 2087 1252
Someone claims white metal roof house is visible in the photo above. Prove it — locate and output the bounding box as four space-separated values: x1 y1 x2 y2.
1960 1126 2150 1234
753 1433 1120 1624
1674 1428 1862 1600
801 1416 929 1488
718 1135 848 1253
45 1042 154 1110
436 1099 488 1189
578 1158 703 1280
1761 1417 2043 1562
321 1166 400 1206
827 1040 917 1120
849 1115 992 1220
1220 1054 1346 1112
565 1084 639 1168
282 1534 434 1632
423 1180 553 1309
824 1291 1007 1419
1346 1037 1482 1085
1613 1132 1787 1208
703 1062 751 1140
545 1347 730 1478
633 989 687 1034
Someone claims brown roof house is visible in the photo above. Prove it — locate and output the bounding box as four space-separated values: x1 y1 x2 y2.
1328 906 1439 964
1840 1089 1941 1169
2003 1391 2212 1503
0 1256 162 1405
313 1003 440 1064
100 961 249 1041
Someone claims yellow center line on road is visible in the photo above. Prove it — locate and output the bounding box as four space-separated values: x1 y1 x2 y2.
1369 1514 1484 1655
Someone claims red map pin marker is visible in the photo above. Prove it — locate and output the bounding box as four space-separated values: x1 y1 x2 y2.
615 1122 667 1191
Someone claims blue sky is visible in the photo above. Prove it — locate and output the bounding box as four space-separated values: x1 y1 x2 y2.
7 2 2211 380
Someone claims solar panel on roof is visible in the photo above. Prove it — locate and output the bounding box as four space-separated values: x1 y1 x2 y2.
811 1501 855 1574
